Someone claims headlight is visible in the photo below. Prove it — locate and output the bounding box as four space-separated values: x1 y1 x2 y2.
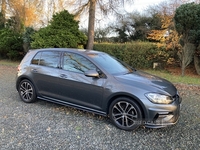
145 93 173 104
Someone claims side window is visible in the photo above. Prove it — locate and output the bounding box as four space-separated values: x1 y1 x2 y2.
31 51 60 68
63 52 96 73
31 52 41 65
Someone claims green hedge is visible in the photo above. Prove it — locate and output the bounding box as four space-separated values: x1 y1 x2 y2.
93 42 169 69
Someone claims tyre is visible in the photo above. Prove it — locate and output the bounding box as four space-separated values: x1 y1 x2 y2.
109 97 142 131
18 79 37 103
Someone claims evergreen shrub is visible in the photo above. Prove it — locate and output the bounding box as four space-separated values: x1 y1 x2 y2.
93 42 169 69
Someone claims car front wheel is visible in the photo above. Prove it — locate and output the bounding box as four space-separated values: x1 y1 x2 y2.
109 97 143 131
18 79 36 103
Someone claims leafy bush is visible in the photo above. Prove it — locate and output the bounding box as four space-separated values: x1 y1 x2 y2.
7 50 20 60
94 42 170 69
31 10 87 49
0 28 23 60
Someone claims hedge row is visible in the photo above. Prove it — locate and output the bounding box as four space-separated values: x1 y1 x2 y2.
93 42 170 69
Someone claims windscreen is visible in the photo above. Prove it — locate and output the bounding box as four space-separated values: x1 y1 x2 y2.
88 53 133 75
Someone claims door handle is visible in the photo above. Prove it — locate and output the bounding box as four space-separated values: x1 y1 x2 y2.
31 69 37 73
60 74 68 78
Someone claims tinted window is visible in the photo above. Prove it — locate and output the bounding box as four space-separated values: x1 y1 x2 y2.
88 53 133 74
31 51 60 68
63 52 96 73
31 52 41 65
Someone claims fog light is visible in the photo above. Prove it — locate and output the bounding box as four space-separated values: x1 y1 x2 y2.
155 114 174 124
162 115 174 122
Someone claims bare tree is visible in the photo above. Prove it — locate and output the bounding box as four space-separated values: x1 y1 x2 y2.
33 0 71 28
67 0 134 49
1 0 68 30
0 0 44 32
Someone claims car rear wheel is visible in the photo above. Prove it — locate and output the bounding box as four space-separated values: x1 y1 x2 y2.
18 79 37 103
109 97 142 131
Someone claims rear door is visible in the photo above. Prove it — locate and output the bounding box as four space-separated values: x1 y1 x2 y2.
30 50 62 98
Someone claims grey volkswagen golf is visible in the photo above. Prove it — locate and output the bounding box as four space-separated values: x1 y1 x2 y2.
16 48 181 131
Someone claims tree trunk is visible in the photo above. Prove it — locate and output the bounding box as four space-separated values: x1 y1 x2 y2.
23 43 29 53
181 55 185 76
1 0 6 24
181 43 195 76
86 0 96 50
194 54 200 75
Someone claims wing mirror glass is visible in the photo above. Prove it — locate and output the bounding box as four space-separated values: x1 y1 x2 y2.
84 70 99 78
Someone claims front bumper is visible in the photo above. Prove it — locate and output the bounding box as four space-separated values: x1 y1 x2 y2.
144 96 182 128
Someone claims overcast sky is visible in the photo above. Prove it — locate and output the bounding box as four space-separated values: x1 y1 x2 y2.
125 0 163 12
79 0 164 29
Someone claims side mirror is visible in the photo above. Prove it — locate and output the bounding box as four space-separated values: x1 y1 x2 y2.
84 70 99 78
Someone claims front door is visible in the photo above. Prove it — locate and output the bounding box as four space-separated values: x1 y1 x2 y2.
57 52 105 111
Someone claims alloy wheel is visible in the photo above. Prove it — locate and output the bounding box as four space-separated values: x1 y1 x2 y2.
19 80 36 103
109 97 142 131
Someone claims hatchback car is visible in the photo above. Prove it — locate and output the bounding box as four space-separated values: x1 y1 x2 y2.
16 48 181 131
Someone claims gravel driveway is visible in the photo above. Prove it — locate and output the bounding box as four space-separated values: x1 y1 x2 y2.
0 64 200 150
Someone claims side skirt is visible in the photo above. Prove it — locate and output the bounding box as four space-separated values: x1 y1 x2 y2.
37 96 107 117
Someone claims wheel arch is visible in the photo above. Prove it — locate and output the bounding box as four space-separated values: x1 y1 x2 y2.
106 93 147 119
16 76 38 94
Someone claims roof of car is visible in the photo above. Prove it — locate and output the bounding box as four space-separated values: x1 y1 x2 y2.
29 48 103 55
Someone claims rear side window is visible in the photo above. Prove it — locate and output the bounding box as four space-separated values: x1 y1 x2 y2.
31 51 60 68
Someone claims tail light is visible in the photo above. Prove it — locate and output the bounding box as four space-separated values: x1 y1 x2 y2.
17 65 20 71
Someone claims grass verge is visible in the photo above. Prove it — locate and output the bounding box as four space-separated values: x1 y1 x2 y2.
144 69 200 86
0 59 20 67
